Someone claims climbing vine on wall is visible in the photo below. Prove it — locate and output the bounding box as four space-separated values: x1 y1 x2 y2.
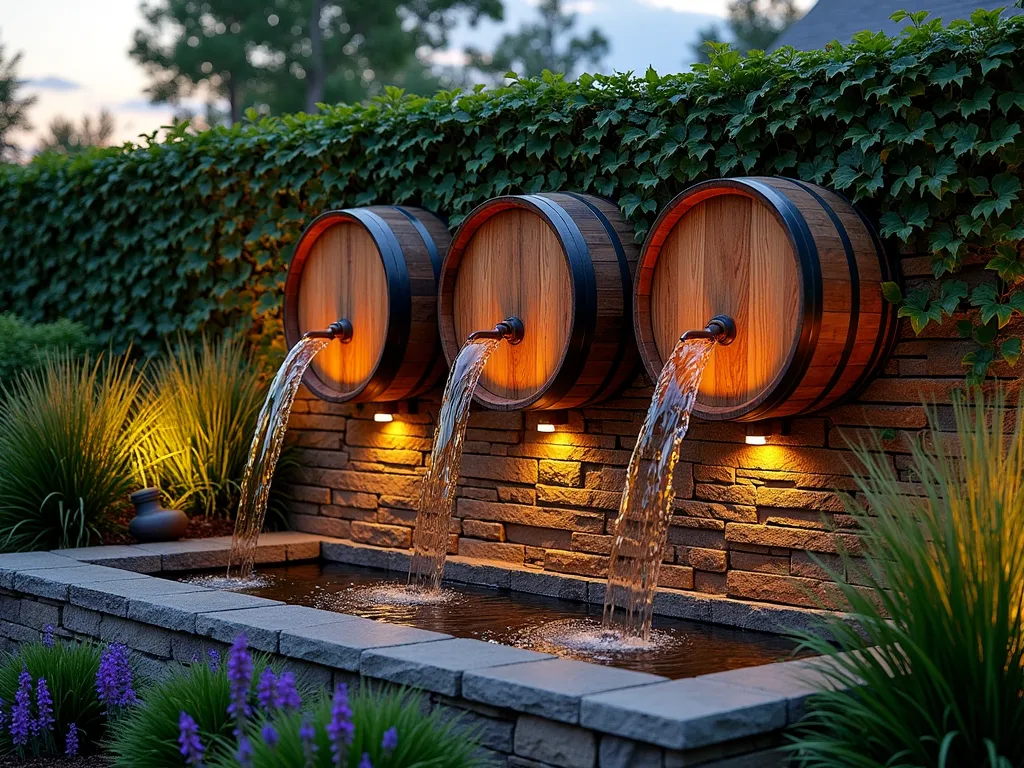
0 9 1021 381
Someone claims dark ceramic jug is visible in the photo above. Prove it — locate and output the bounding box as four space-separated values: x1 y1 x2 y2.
128 488 189 542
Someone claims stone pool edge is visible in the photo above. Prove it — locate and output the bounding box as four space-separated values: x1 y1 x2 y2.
0 535 846 767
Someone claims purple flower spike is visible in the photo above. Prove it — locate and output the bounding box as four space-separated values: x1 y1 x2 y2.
358 753 373 768
382 725 398 751
207 648 221 673
96 643 136 712
257 667 278 710
43 624 54 648
261 722 279 748
178 711 205 766
237 734 254 768
11 668 32 746
326 682 355 766
65 722 79 757
226 635 253 724
277 670 301 711
35 677 54 734
300 717 318 767
0 697 5 734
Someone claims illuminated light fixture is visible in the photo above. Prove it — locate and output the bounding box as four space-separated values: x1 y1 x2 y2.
371 400 418 423
745 419 790 445
537 410 568 433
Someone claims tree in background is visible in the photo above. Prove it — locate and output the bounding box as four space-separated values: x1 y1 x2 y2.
130 0 503 123
690 0 802 63
38 110 115 154
467 0 608 80
0 36 36 162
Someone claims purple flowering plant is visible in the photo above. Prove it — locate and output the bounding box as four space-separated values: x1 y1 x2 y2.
96 642 136 713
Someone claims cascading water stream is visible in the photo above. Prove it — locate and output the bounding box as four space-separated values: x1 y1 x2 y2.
225 336 331 582
602 336 717 640
408 337 503 592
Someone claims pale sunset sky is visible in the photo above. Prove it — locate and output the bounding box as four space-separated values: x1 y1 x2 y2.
1 0 816 152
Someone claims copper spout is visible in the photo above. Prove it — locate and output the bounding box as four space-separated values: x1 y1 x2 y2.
302 318 354 343
467 317 525 345
681 315 736 346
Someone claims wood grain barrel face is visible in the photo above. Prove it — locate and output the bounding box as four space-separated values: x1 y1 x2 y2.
284 206 450 403
635 177 897 422
439 193 639 411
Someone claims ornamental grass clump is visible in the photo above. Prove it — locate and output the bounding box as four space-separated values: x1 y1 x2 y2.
139 334 280 519
0 350 160 551
787 391 1024 766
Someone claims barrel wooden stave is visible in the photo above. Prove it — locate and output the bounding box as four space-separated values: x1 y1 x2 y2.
284 205 449 404
439 193 639 411
635 177 896 422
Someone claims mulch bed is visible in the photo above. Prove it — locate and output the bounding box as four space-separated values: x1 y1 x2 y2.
100 508 235 547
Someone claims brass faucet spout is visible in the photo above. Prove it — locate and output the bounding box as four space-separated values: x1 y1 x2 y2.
302 318 354 343
680 315 736 346
467 317 525 345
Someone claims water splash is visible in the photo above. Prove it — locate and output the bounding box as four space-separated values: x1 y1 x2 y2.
602 337 717 640
408 338 502 592
226 337 330 580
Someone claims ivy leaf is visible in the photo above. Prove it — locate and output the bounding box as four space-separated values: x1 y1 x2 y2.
971 283 1013 327
1000 337 1022 367
881 281 903 304
972 173 1022 220
832 165 861 189
976 119 1021 156
986 245 1024 281
963 347 995 383
936 280 968 315
933 61 971 88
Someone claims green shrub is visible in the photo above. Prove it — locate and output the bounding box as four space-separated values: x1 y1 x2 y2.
0 313 95 389
0 11 1020 379
0 636 104 757
0 351 158 551
107 650 297 766
785 391 1024 766
227 685 488 768
139 334 268 518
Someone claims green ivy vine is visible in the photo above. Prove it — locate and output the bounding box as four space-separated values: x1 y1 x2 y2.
0 8 1021 383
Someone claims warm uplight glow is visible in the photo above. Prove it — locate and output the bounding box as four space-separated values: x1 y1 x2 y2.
537 423 556 433
374 412 394 423
745 434 767 446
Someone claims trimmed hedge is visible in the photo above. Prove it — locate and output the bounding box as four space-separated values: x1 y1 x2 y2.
1 9 1022 378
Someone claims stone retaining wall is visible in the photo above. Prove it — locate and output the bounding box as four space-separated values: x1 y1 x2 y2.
284 251 983 612
0 537 837 768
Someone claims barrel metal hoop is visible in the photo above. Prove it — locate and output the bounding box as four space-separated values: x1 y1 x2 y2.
787 179 861 414
738 178 823 421
563 192 634 404
523 194 597 409
847 200 901 400
345 208 412 402
393 206 442 282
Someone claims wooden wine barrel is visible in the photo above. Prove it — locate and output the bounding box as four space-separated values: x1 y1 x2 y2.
635 177 898 422
438 193 639 411
283 206 449 403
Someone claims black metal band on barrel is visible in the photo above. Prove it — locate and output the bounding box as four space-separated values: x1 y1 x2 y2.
394 206 442 282
564 192 635 404
788 179 861 413
739 178 823 421
344 208 412 402
522 194 597 410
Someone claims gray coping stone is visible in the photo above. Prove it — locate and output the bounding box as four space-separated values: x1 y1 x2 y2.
509 570 589 602
14 564 148 601
127 590 284 633
195 604 349 653
321 540 409 572
463 658 666 724
70 576 213 617
280 617 448 671
51 545 163 573
442 559 511 589
361 637 553 697
0 552 81 588
697 656 846 722
580 677 788 750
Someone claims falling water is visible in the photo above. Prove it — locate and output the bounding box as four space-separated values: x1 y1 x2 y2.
601 337 717 641
407 337 502 592
225 336 331 582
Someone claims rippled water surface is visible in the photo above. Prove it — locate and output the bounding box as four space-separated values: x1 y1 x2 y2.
175 561 806 679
